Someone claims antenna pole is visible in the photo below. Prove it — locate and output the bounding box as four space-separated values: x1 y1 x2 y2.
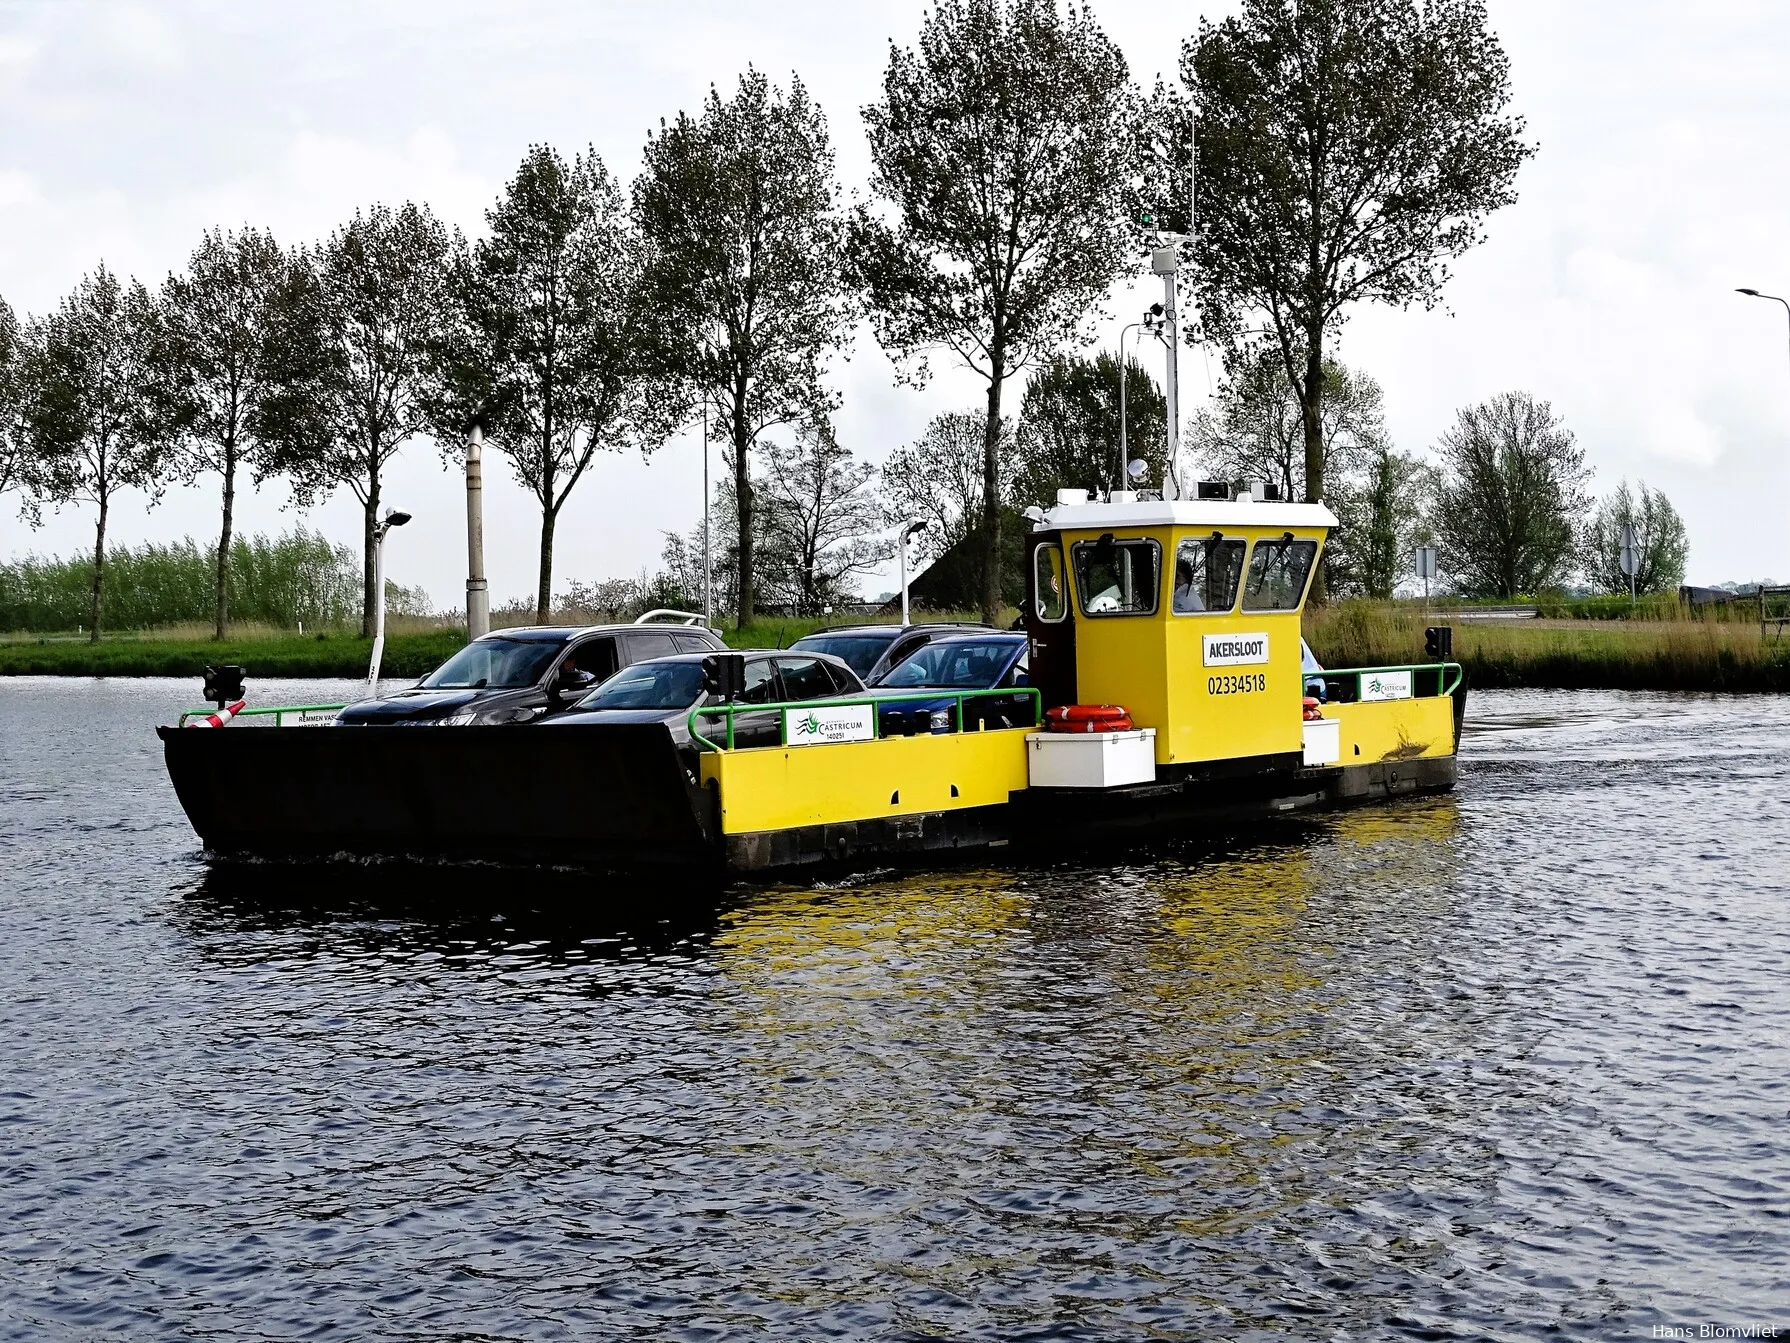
1154 247 1180 489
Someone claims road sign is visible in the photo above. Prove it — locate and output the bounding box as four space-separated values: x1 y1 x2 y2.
1414 547 1438 580
1619 524 1639 578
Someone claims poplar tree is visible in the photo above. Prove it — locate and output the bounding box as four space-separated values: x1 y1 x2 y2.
439 146 668 621
852 0 1138 624
0 295 29 524
21 266 169 642
158 228 290 639
1152 0 1531 600
634 69 850 625
264 203 453 635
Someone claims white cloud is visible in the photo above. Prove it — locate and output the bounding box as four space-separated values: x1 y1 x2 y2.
7 0 1790 595
97 2 185 74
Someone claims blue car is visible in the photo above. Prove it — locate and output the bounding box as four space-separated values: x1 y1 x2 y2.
863 631 1033 735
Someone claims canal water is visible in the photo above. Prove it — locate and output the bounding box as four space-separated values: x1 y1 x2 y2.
1 678 1786 1340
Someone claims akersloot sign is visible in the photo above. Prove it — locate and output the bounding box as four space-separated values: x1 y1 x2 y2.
1360 670 1413 702
1202 632 1270 667
785 703 876 746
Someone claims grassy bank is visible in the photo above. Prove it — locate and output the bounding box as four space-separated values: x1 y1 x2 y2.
7 603 1788 693
0 611 992 678
0 629 466 679
1307 602 1790 693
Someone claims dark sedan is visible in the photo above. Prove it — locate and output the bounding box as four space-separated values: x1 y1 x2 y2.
335 621 724 726
542 649 865 755
787 621 991 684
863 632 1034 735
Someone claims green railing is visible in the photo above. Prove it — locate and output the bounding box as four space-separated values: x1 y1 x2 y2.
688 687 1043 752
1313 661 1463 701
177 702 347 728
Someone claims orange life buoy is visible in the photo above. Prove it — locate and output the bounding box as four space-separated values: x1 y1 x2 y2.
1045 704 1134 733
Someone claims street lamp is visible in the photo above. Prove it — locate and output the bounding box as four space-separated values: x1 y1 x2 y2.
897 519 929 627
368 508 412 691
1737 288 1790 378
1117 304 1164 498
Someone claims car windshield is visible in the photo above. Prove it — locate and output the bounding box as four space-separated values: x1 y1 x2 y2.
789 634 890 678
880 640 1016 689
574 660 707 711
421 637 563 689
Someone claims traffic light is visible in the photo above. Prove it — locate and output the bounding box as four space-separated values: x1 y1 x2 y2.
702 652 745 702
203 664 246 707
1424 626 1452 661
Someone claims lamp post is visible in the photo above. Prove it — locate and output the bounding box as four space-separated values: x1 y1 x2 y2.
1737 288 1790 379
897 519 928 627
368 508 412 692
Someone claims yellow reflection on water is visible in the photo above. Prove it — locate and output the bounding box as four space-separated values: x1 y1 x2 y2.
701 801 1469 1298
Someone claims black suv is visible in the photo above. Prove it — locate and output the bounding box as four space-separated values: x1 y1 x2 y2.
335 619 725 726
786 622 991 684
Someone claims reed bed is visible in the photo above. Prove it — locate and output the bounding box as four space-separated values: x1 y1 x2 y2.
1306 601 1790 692
7 599 1786 692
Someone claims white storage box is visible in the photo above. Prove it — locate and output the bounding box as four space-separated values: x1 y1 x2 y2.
1302 717 1340 766
1025 729 1157 789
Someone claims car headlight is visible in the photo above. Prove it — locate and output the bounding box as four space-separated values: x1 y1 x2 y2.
928 708 952 732
436 712 477 726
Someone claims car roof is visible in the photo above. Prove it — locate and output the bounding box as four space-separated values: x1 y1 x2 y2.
922 630 1026 644
797 622 992 640
477 624 722 643
620 648 850 666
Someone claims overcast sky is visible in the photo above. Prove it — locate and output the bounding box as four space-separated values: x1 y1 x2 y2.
3 0 1789 605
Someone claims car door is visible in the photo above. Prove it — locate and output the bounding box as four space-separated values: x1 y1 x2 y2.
624 631 680 666
775 656 839 705
542 636 619 715
729 657 783 748
873 632 932 685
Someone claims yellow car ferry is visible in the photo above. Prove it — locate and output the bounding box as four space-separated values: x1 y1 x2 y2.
159 492 1463 874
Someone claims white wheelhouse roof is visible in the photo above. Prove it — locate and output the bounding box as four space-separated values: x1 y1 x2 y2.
1034 497 1339 532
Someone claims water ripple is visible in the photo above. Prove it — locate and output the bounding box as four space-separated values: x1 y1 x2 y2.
1 680 1787 1338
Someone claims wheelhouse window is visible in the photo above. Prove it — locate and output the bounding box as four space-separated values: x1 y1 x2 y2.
1071 537 1161 617
1033 543 1067 622
1242 538 1318 612
1171 536 1246 614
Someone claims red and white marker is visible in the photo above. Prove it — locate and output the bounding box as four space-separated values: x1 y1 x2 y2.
189 699 246 728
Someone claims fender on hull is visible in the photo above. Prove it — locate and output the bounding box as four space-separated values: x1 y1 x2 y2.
159 723 721 870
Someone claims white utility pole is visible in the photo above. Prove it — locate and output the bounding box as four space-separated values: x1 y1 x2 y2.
702 390 712 627
465 424 489 640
